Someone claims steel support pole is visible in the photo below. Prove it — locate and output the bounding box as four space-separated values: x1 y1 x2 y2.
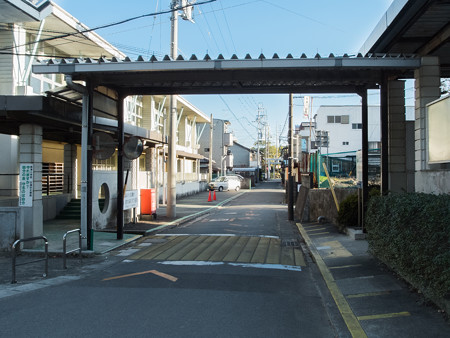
380 78 389 195
80 92 88 250
361 89 369 230
86 82 94 250
288 93 294 220
117 93 125 240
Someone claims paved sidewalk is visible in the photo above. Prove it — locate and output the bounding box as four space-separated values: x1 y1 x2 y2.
297 221 450 337
0 189 245 287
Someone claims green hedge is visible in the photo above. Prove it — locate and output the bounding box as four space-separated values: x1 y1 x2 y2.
366 193 450 299
337 186 380 232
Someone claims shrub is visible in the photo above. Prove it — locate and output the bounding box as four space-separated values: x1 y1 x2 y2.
337 185 380 232
337 193 358 232
365 193 450 300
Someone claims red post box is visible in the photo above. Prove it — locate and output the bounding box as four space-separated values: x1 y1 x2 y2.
140 188 156 215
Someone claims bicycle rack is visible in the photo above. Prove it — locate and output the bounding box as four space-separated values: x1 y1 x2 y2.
11 236 48 284
63 229 82 269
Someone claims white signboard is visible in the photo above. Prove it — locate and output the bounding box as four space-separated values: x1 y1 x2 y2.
303 96 310 118
123 190 139 210
19 164 33 207
427 95 450 163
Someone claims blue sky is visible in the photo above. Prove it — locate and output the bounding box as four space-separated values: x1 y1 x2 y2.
52 0 397 147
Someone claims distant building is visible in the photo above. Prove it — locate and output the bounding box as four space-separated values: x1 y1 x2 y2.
198 119 234 175
229 141 254 168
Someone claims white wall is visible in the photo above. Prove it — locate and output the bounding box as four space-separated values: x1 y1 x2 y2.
315 105 381 155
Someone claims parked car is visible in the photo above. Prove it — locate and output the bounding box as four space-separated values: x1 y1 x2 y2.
209 175 242 191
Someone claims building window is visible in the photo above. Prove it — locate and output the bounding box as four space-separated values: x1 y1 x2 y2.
327 115 349 124
342 141 349 145
352 123 362 129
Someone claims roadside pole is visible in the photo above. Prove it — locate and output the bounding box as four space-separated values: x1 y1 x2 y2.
209 113 213 182
288 93 294 220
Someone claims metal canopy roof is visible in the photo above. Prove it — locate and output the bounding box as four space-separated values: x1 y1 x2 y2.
33 54 421 96
361 0 450 77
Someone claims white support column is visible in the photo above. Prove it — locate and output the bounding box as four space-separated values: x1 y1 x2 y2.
414 57 441 192
19 124 43 246
388 80 407 193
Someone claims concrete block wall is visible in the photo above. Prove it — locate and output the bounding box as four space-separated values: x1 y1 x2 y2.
297 188 358 224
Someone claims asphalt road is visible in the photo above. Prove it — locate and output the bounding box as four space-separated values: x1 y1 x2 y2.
0 181 345 337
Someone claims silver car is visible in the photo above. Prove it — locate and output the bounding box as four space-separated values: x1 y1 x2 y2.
209 176 242 191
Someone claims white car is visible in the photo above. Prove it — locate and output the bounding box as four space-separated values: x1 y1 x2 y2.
209 176 242 191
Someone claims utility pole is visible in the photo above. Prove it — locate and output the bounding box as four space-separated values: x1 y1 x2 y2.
288 93 294 220
167 0 194 218
167 0 178 218
265 123 269 180
256 104 261 183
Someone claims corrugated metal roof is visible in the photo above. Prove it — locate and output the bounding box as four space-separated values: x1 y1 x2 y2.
33 53 421 95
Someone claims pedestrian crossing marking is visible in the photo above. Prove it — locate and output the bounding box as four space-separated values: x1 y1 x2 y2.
266 238 281 264
251 237 271 263
130 235 306 267
223 236 250 262
236 237 260 262
208 236 240 262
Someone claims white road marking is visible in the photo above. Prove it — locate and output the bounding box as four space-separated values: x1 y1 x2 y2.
155 234 279 239
158 261 301 271
317 246 332 250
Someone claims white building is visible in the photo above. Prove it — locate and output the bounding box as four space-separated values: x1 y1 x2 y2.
312 105 414 155
0 0 210 250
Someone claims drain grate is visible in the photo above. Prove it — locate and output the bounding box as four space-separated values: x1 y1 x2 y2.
282 239 299 247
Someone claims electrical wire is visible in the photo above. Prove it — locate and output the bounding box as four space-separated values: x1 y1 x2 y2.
209 3 229 55
219 0 237 54
219 95 256 142
0 0 217 52
200 4 222 55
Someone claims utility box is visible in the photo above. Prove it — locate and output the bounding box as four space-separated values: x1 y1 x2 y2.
140 189 156 216
223 133 233 146
226 154 234 168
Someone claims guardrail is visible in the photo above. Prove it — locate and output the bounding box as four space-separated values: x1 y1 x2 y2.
63 229 82 269
11 236 48 284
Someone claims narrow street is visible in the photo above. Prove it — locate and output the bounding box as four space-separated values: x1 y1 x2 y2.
0 181 345 337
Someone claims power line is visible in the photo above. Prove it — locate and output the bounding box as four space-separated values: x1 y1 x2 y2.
219 0 237 54
209 3 230 55
219 95 256 141
0 0 217 52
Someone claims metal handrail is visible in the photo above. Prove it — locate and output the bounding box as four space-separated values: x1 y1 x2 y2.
63 229 82 269
11 236 48 284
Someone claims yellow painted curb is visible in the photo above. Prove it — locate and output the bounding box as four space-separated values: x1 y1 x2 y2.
296 223 367 338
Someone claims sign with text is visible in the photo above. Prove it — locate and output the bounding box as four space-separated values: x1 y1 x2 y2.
19 164 33 207
303 96 310 118
123 190 139 210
